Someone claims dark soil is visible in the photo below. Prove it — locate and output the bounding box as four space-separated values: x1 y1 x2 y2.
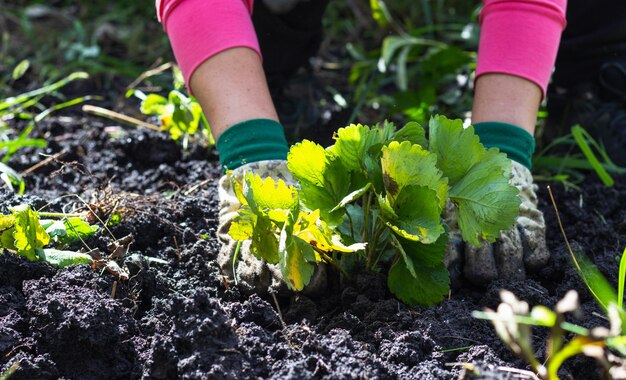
1 111 624 380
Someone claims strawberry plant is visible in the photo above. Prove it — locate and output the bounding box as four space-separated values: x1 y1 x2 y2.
132 89 213 149
0 204 97 268
229 115 520 306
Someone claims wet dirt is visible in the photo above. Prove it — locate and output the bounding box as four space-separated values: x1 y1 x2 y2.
1 112 624 379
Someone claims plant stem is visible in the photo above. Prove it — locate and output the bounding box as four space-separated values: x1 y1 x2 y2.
320 250 350 280
37 212 86 218
361 192 372 244
232 240 242 286
346 211 355 241
371 238 390 269
366 222 386 270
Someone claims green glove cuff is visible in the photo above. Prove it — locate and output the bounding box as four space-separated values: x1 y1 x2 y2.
473 122 535 170
216 119 289 172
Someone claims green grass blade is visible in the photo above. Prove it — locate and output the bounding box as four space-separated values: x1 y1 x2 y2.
617 248 626 309
573 249 617 311
0 361 19 380
0 72 88 112
547 337 590 380
34 95 100 123
0 138 46 151
533 155 626 174
437 345 472 353
571 125 614 186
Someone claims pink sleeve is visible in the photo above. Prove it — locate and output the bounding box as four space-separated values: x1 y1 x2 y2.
476 0 567 98
156 0 260 90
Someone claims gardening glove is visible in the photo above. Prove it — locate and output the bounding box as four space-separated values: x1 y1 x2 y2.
444 160 549 285
216 159 327 295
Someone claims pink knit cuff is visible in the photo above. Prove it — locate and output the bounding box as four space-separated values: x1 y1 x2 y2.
157 0 260 91
476 0 567 98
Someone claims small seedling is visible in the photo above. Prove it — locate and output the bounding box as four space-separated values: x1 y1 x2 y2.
132 89 213 149
229 115 520 305
474 289 626 380
0 204 97 268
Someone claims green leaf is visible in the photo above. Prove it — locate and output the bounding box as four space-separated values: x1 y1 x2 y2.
421 45 472 79
388 254 449 306
11 205 49 261
571 125 615 187
331 183 371 212
395 45 411 91
140 93 169 115
529 305 557 327
229 206 256 241
547 336 596 380
607 335 626 357
230 206 279 264
370 0 391 27
0 228 16 251
429 115 485 186
379 185 444 244
251 216 279 263
449 150 520 246
0 138 47 152
391 233 449 274
0 216 15 250
288 140 350 225
229 173 298 264
12 59 30 80
390 234 417 278
0 214 14 229
381 140 448 207
330 123 394 173
0 72 88 112
169 91 199 139
295 210 366 254
288 140 332 185
242 173 298 223
337 204 365 243
279 216 316 291
66 217 98 238
45 217 98 244
37 249 93 268
381 36 413 68
393 121 428 148
574 249 618 311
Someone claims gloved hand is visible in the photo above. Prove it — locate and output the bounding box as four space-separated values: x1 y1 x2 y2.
444 160 549 285
216 159 327 295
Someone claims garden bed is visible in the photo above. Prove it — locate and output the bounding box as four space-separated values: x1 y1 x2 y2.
1 110 624 379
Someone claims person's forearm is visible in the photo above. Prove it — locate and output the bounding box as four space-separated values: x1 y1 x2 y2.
190 47 278 140
157 0 276 140
473 0 567 133
472 74 542 134
157 0 259 90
